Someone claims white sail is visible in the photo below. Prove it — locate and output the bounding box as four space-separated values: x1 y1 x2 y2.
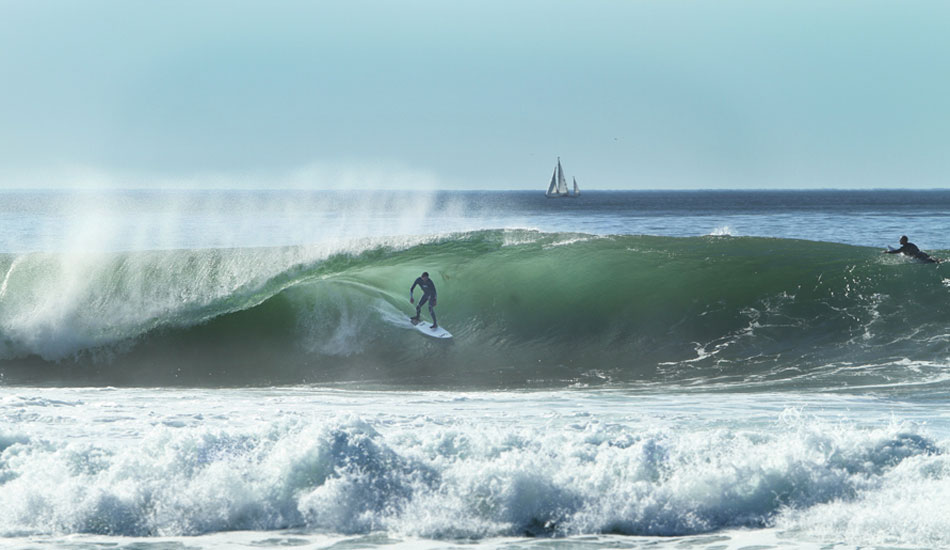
556 158 568 195
544 157 580 198
546 168 559 196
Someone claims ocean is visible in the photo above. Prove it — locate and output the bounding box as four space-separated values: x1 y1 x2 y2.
1 189 949 549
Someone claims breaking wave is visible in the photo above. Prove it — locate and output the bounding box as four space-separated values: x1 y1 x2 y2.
1 230 948 388
0 410 943 540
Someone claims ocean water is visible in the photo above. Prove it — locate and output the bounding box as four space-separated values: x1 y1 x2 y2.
1 189 949 549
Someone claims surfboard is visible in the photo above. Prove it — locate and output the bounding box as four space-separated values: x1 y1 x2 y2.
410 318 453 339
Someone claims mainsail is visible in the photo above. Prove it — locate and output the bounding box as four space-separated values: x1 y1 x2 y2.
573 177 579 196
546 167 559 196
557 158 568 195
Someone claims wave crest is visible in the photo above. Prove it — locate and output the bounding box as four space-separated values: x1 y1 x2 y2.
1 230 948 388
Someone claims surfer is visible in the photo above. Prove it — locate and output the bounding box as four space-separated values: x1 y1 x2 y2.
410 271 438 329
885 236 939 264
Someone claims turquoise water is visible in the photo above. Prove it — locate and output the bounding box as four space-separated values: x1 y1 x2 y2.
1 190 948 549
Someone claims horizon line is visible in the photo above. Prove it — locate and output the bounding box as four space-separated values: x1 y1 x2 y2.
1 186 948 193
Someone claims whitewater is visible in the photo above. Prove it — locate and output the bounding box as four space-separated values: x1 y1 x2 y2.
2 189 949 550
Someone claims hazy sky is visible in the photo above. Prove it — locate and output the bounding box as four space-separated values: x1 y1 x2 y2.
1 1 947 189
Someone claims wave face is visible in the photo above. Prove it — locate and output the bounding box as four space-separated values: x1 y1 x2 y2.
1 230 948 388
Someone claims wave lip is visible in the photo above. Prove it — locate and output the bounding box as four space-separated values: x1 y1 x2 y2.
1 230 949 389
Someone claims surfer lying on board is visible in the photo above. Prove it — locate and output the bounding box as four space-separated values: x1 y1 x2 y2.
410 271 438 329
885 236 939 264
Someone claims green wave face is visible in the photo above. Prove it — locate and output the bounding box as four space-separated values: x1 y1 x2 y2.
1 230 948 389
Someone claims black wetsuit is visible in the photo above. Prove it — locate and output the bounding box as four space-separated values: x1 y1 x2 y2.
887 242 938 263
410 277 438 326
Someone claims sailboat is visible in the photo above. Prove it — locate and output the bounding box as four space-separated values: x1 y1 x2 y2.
545 157 580 198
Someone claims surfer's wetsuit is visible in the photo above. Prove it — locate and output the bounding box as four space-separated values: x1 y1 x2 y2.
887 242 938 263
410 277 438 326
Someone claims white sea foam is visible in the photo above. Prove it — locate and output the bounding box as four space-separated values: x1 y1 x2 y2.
778 446 950 548
500 228 544 247
707 226 736 236
0 388 946 549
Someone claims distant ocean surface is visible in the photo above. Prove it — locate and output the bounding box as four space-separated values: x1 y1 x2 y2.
1 189 949 550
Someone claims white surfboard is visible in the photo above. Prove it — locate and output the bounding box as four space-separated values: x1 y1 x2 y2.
410 319 453 339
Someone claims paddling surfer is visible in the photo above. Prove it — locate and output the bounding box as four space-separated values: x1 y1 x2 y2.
410 272 438 329
885 236 939 264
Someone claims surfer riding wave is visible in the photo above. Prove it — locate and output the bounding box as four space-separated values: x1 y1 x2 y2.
410 271 438 329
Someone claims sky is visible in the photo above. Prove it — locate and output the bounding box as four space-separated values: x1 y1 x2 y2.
0 0 948 190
